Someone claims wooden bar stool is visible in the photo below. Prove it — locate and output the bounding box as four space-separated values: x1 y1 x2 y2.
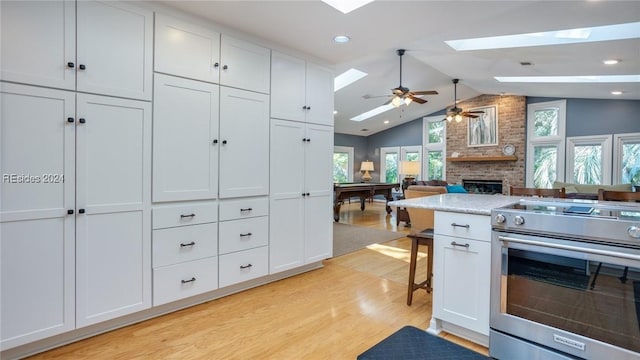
404 188 445 306
407 230 434 305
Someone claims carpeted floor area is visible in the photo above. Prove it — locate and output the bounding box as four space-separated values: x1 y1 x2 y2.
333 222 405 257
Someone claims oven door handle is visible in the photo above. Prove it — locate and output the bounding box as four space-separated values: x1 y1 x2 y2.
498 236 640 262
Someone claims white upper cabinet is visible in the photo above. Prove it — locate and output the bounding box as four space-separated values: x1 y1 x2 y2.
1 0 76 90
1 0 153 100
154 13 221 84
153 74 220 202
271 51 334 126
219 87 269 198
77 1 153 100
219 35 271 94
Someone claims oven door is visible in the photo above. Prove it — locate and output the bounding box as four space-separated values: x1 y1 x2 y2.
490 230 640 360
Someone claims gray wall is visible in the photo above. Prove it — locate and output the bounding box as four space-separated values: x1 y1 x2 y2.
527 97 640 136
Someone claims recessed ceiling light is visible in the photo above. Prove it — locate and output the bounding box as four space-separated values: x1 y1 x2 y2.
383 120 390 124
446 22 640 51
322 0 374 14
494 75 640 83
333 35 350 44
611 91 623 95
603 59 620 65
334 68 367 92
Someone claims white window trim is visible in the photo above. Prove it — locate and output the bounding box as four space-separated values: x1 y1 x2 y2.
526 100 566 187
423 116 446 180
566 135 612 185
379 146 399 183
333 146 354 183
613 132 640 184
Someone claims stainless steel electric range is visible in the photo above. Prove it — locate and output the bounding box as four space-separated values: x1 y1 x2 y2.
490 198 640 360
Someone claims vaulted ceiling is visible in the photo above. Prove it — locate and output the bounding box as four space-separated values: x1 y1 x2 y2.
159 0 640 135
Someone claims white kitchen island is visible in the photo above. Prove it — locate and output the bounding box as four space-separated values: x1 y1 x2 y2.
389 193 520 347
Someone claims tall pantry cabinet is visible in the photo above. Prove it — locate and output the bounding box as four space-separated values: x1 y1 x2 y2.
1 0 153 349
269 51 334 274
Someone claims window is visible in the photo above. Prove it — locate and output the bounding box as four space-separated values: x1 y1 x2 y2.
380 146 422 183
423 116 446 180
333 146 354 183
526 100 566 188
566 135 612 185
613 133 640 185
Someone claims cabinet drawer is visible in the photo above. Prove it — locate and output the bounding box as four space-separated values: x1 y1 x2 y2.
153 257 218 306
153 202 217 229
219 216 268 255
219 246 268 288
153 223 218 267
218 197 268 221
434 211 490 241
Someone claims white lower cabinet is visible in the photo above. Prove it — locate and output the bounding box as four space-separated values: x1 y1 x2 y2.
431 211 491 345
219 246 269 288
152 202 218 306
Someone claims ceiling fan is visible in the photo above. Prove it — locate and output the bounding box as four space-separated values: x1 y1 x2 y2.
444 78 484 122
365 49 438 107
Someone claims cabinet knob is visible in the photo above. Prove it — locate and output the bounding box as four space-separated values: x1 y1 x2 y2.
307 106 311 110
222 140 227 145
212 139 218 144
78 64 86 70
67 209 74 215
302 106 307 110
79 118 86 124
306 192 310 196
78 208 85 214
67 117 75 123
214 62 219 68
67 62 75 68
222 65 228 70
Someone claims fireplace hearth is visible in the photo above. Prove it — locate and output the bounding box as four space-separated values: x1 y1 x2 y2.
462 179 503 194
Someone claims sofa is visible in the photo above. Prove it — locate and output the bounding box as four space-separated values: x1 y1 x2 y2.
397 183 449 226
552 181 633 200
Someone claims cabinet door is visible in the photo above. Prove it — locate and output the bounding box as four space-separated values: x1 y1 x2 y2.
153 74 219 202
154 13 221 84
432 234 491 336
304 124 334 262
269 119 305 273
219 35 271 94
0 0 75 90
1 84 75 349
75 94 151 327
305 63 334 126
77 1 152 100
219 87 269 198
270 51 306 122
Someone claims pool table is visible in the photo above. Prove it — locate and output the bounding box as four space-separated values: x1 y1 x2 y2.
333 182 400 222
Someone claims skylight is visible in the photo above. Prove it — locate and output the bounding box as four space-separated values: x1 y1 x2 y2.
334 68 367 92
445 22 640 51
321 0 374 14
494 75 640 83
350 104 394 122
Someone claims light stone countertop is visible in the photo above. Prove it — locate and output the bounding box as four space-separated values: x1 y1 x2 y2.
388 193 522 216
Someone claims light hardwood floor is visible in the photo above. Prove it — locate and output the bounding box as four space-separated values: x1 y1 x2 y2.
27 202 488 359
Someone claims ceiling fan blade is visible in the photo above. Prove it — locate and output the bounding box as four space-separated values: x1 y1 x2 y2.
465 114 480 118
408 95 427 104
465 110 485 114
411 90 438 95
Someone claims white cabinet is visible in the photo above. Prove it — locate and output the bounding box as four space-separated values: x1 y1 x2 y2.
153 74 219 202
0 84 152 345
219 87 270 198
152 201 218 306
430 211 492 345
154 13 221 84
0 0 153 100
1 84 76 349
75 94 152 327
271 51 334 126
220 35 271 94
269 120 333 273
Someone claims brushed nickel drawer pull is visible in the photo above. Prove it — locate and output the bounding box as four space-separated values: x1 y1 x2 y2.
240 263 252 269
451 241 470 248
181 277 196 284
180 241 195 247
451 223 470 228
180 213 195 218
240 233 252 237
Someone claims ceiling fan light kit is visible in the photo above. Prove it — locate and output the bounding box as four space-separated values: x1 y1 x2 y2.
444 78 484 123
382 49 438 108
